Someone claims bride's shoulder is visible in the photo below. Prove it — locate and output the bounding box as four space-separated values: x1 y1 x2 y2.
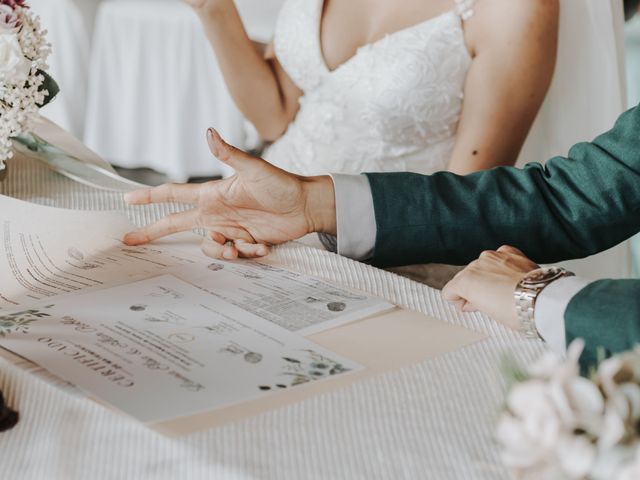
471 0 559 18
471 0 559 30
466 0 559 55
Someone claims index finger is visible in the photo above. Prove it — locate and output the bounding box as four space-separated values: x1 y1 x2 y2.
123 209 200 245
124 183 202 206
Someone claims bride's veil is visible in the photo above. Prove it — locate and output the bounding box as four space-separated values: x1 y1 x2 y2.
516 0 630 279
517 0 627 165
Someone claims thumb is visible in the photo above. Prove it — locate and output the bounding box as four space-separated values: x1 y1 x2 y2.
207 128 263 173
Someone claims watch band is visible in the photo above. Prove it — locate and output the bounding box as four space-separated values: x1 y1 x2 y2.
514 267 574 339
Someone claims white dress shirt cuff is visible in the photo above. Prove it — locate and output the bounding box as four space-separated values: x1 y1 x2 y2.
535 276 591 355
318 174 377 261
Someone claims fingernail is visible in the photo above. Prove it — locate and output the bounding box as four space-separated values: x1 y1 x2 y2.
123 232 145 245
223 249 234 260
207 128 220 157
257 246 268 256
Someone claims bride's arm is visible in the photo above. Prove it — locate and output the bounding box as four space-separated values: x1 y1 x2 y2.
446 0 559 175
184 0 302 141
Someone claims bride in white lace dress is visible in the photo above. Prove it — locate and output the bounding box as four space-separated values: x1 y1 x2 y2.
185 0 558 177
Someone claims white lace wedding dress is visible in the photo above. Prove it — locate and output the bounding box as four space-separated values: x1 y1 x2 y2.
263 0 631 283
263 0 475 176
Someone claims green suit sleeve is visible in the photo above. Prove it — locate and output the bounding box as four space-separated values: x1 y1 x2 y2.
364 106 640 268
565 280 640 371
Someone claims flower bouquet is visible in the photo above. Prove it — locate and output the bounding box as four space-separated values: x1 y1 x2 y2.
0 0 58 175
498 340 640 480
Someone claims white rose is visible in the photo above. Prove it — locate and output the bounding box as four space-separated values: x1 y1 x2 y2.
0 33 31 85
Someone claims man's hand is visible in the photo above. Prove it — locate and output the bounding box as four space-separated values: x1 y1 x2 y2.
442 246 539 330
123 129 336 260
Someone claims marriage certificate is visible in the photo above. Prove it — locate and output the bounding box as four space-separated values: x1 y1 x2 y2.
0 195 395 425
0 195 393 334
0 274 362 423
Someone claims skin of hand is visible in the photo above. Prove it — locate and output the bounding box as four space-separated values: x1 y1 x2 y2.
441 245 540 330
122 129 337 260
182 0 226 14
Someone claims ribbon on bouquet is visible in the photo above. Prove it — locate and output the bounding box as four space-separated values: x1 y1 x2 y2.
11 133 145 193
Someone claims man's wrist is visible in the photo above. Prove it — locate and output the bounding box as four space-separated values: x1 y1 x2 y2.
514 267 574 339
303 175 337 236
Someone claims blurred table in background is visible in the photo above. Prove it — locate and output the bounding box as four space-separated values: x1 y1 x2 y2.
33 0 284 182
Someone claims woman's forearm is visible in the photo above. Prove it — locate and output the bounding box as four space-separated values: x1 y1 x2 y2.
195 3 292 139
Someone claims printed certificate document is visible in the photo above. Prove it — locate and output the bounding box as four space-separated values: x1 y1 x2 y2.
171 262 394 335
0 275 362 423
0 196 486 433
0 195 394 335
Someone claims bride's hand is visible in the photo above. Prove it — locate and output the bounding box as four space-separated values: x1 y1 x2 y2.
122 129 336 260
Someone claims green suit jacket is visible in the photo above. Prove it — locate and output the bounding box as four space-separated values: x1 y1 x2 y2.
364 105 640 369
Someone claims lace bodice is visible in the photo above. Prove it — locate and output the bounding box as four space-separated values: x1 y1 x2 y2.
264 0 474 175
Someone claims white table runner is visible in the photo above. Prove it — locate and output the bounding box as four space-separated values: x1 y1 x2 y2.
0 157 547 480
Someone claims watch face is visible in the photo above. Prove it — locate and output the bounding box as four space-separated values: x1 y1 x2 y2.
521 267 566 287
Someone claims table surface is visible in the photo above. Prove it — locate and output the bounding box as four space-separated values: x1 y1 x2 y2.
0 155 547 480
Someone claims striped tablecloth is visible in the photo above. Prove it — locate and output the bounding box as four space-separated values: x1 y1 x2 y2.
0 156 547 480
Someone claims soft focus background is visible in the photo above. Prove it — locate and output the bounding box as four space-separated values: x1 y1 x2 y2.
32 0 284 183
30 0 640 272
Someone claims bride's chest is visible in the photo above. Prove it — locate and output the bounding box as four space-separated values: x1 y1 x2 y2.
319 0 456 73
277 17 471 144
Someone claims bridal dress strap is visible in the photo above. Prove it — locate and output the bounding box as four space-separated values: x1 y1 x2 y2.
454 0 475 20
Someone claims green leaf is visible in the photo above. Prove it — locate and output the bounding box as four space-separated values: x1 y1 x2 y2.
37 70 59 108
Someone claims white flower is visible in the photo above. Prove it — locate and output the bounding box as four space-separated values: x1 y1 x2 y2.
0 6 52 165
599 356 625 397
498 381 565 470
498 342 640 480
0 5 21 34
551 375 604 435
617 446 640 480
528 338 584 381
557 434 597 478
591 445 640 480
600 402 627 450
0 33 31 84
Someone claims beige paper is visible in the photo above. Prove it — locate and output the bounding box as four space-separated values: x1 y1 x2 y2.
151 308 485 436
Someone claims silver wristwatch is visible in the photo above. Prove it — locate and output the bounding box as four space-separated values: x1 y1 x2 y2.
514 267 574 339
